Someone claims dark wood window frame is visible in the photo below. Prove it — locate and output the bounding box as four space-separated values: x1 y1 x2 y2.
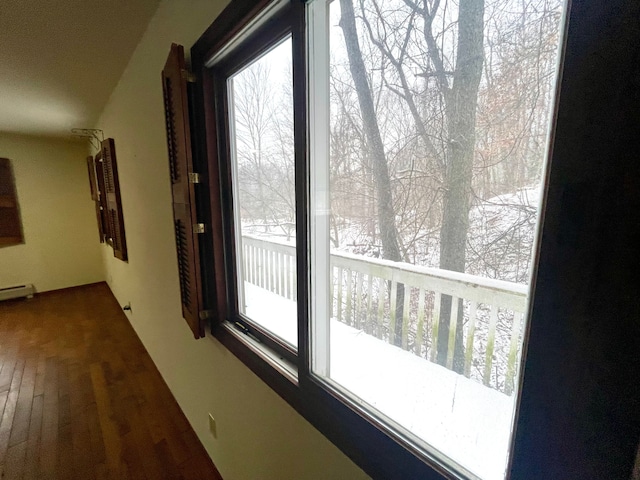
0 157 24 247
210 7 299 364
190 0 640 479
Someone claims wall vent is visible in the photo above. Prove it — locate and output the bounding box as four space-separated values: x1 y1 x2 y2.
0 284 35 302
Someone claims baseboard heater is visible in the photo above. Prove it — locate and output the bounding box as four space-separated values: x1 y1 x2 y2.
0 284 35 302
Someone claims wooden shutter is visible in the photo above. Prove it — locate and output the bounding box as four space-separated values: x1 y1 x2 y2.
95 153 109 243
101 138 128 261
0 158 23 247
162 43 205 339
87 156 106 243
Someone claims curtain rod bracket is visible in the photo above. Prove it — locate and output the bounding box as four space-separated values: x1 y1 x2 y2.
71 128 104 152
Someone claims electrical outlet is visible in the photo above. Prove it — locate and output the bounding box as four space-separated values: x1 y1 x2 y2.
208 413 217 438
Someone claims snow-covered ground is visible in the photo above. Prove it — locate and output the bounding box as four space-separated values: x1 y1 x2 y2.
244 282 514 480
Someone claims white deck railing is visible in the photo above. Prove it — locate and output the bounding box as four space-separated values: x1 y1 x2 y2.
241 234 528 394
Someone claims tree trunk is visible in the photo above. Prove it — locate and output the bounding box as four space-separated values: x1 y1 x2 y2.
436 0 485 372
339 0 405 346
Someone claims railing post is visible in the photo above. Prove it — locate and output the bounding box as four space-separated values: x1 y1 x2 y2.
389 280 398 345
430 293 441 363
464 301 478 378
336 267 343 323
446 296 459 369
402 285 411 350
483 305 499 387
377 277 385 338
505 312 523 395
345 269 353 326
416 288 426 357
355 272 363 330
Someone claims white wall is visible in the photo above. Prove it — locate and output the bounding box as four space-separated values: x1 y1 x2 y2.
0 133 104 292
96 1 369 479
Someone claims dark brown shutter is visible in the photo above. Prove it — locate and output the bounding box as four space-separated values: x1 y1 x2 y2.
162 43 205 339
95 153 109 243
101 138 128 261
87 156 106 243
0 158 23 247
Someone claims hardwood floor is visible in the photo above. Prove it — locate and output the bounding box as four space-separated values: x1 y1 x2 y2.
0 282 222 480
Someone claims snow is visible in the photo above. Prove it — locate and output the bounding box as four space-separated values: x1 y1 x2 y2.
244 282 514 480
244 282 298 347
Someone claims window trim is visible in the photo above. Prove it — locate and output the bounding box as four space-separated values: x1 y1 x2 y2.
210 11 299 363
191 0 640 479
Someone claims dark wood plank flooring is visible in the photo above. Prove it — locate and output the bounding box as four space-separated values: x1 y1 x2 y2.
0 282 222 480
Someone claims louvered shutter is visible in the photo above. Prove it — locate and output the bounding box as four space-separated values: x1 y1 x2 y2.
101 138 128 261
87 156 106 243
162 43 205 339
0 158 23 247
94 153 109 243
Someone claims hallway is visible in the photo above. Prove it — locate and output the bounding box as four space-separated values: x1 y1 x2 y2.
0 283 222 480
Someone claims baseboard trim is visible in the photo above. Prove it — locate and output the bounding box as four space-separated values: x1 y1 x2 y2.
35 281 108 297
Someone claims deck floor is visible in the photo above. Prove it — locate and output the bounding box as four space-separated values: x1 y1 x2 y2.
0 282 222 480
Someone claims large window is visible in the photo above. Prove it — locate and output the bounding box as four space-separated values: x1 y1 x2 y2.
208 0 564 477
308 0 565 477
191 0 640 479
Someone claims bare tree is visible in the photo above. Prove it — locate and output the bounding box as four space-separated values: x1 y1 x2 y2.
233 57 296 240
434 0 484 371
342 0 484 369
339 0 406 346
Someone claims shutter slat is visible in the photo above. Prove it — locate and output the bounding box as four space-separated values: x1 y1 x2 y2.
163 43 205 339
101 138 128 261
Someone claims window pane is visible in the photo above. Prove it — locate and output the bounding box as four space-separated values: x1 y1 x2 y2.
228 37 297 348
309 0 565 478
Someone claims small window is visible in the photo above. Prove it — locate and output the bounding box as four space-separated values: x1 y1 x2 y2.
228 37 297 348
210 3 298 359
0 158 24 247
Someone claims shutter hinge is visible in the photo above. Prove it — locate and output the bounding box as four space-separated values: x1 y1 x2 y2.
181 69 196 83
188 172 201 184
193 223 206 234
199 310 214 320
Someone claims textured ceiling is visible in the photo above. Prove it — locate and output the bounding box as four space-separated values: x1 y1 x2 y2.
0 0 160 138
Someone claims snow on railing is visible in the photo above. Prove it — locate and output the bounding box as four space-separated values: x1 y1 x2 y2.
241 234 528 394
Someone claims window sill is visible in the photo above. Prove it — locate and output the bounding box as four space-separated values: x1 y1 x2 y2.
221 320 298 385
